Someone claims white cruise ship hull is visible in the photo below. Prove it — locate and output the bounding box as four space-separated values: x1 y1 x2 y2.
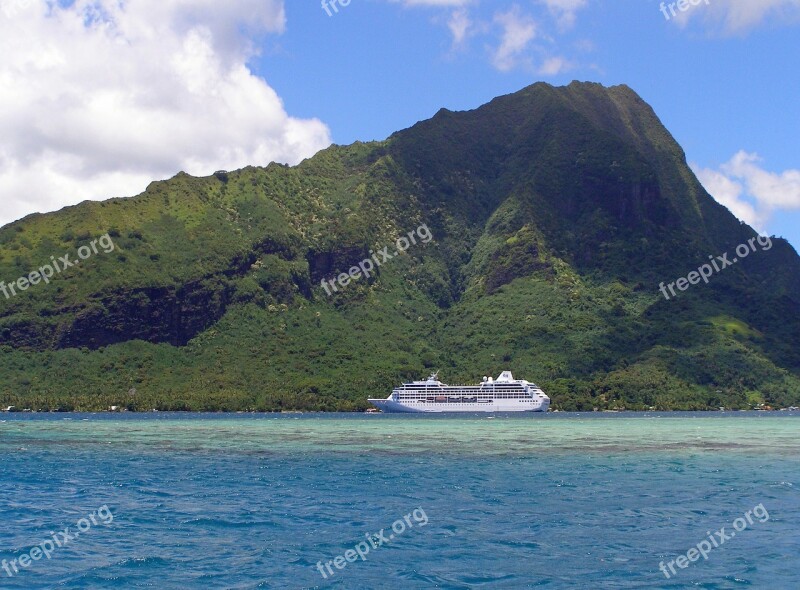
368 398 550 413
369 371 550 413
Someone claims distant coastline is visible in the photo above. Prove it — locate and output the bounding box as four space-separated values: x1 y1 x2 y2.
2 407 799 415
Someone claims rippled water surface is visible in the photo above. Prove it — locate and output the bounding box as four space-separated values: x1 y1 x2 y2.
1 412 798 589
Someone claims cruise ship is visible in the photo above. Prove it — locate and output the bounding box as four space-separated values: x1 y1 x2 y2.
368 371 550 413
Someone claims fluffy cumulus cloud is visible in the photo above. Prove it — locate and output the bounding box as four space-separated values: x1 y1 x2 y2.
693 151 800 233
0 0 332 228
669 0 800 33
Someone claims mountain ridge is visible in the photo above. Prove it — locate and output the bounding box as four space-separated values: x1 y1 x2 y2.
1 81 798 411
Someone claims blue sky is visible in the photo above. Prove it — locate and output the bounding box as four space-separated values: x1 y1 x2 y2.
1 0 799 250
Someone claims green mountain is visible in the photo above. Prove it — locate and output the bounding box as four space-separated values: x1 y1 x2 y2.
2 81 799 412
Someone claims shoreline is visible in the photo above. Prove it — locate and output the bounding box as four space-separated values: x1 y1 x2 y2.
2 408 798 416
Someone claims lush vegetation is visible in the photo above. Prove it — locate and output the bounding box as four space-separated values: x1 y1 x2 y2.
1 82 799 412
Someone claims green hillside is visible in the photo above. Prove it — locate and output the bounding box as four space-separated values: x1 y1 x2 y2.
1 82 799 411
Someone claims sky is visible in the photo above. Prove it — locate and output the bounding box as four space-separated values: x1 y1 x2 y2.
1 0 799 251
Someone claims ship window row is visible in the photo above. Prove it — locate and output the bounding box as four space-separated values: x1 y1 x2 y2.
397 385 525 392
396 391 528 396
397 389 527 394
401 384 524 387
396 391 529 396
396 393 530 399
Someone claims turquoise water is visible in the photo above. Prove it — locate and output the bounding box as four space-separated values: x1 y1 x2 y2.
1 413 798 589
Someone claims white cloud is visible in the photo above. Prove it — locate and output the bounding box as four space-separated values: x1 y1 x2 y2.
540 0 588 29
491 7 538 72
0 0 332 228
447 8 472 48
388 0 585 73
724 151 800 209
387 0 475 48
692 165 766 230
538 55 573 75
671 0 800 33
693 151 800 233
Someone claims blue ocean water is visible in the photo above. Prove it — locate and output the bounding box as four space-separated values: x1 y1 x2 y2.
0 413 798 589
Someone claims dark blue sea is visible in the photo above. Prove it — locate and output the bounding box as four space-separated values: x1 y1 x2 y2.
1 412 798 589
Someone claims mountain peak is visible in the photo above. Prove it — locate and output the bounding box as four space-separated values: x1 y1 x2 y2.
1 83 798 412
